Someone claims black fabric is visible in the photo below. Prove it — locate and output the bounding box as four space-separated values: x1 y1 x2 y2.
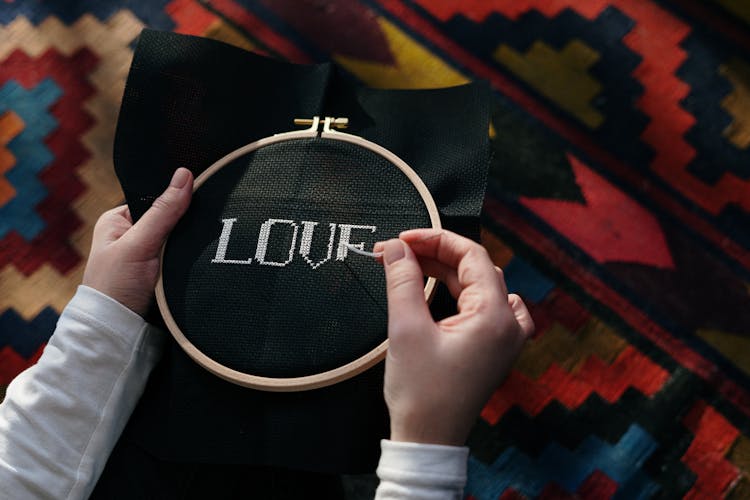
91 439 347 500
105 29 491 478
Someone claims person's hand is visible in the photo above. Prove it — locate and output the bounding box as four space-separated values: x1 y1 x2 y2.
82 168 193 316
374 228 534 446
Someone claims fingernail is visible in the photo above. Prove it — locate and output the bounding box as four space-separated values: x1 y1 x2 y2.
170 168 190 188
383 239 405 264
373 241 384 254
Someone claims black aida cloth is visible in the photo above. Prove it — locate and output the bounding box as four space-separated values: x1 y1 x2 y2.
99 29 491 479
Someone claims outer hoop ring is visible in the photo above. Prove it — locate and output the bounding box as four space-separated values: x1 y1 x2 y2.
155 117 442 391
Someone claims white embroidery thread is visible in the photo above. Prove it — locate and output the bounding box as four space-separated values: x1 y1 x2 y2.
344 243 383 258
212 218 377 268
255 219 299 267
211 218 253 265
336 224 377 261
299 221 336 269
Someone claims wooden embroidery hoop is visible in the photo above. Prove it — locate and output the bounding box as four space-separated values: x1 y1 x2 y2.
155 116 442 392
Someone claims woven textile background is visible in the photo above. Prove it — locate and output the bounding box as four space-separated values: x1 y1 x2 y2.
1 1 749 498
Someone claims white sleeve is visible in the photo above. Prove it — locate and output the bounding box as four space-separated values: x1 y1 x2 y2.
0 285 165 500
375 439 469 500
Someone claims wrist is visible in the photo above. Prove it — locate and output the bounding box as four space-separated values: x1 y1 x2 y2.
390 418 468 447
78 282 147 318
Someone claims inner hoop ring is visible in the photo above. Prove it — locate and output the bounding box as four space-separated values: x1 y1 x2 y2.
155 116 442 391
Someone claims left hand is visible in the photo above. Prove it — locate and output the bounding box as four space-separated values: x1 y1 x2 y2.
82 168 193 316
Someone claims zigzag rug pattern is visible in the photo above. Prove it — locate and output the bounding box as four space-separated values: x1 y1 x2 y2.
1 1 748 498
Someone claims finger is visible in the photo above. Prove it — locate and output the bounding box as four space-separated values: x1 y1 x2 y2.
378 239 433 340
401 229 503 302
416 255 461 299
92 205 133 245
494 266 509 297
399 229 469 268
123 206 133 224
373 248 458 294
122 168 193 257
508 294 535 338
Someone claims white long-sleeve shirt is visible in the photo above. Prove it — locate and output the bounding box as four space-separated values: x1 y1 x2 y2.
0 286 467 499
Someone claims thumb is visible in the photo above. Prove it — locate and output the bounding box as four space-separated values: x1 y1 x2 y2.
508 293 535 339
122 167 193 258
379 239 432 340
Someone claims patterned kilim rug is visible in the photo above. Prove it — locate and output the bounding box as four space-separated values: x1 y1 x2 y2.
1 1 749 498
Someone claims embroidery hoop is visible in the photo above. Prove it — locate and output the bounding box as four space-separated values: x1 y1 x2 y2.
155 116 442 392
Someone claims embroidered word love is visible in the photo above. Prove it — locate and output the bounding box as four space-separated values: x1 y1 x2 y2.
211 218 377 269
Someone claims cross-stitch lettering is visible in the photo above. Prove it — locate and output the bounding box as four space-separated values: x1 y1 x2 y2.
211 218 377 268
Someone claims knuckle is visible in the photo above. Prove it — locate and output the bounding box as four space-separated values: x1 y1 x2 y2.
94 211 111 229
388 319 426 348
387 268 417 294
467 244 490 262
388 321 415 341
473 294 495 316
457 265 472 287
150 193 173 212
495 267 505 281
459 287 489 312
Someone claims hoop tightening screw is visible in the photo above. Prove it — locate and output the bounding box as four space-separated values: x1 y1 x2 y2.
294 117 349 129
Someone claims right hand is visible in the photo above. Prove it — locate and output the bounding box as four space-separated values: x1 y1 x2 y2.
374 229 534 446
